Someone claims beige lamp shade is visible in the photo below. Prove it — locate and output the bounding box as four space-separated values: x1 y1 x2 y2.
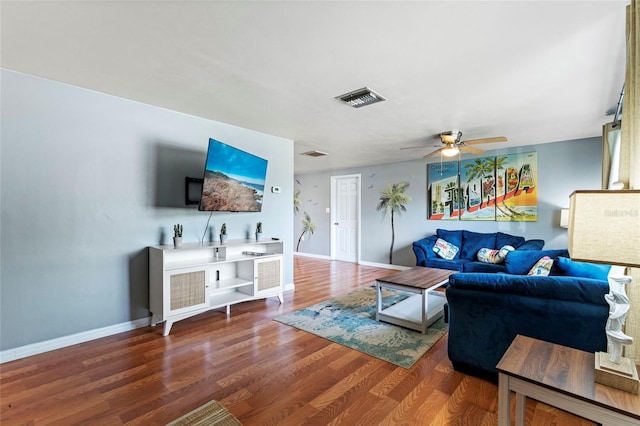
568 190 640 268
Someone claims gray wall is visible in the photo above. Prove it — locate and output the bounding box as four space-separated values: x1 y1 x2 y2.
294 137 602 265
1 70 294 350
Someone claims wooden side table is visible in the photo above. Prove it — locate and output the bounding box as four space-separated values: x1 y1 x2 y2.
496 335 640 426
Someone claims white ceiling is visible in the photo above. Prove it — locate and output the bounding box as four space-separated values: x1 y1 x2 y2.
1 1 628 174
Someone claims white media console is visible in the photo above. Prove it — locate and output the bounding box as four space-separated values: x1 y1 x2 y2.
149 239 284 336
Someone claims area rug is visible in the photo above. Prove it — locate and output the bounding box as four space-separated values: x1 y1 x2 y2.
274 286 447 369
166 400 242 426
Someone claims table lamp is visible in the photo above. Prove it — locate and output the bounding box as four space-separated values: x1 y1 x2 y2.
568 190 640 393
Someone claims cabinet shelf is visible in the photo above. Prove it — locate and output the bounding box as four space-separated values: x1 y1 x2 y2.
214 277 252 290
210 290 253 308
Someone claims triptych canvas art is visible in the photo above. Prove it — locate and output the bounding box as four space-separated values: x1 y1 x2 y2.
427 152 537 222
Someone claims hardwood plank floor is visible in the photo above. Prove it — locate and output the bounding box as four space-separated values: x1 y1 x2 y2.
1 257 596 425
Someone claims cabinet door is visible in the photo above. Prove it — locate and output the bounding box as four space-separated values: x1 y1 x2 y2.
254 256 283 297
165 266 209 316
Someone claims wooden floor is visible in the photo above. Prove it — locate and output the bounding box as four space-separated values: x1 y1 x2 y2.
1 257 595 425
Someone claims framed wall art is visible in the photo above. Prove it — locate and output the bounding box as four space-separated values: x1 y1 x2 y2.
427 161 459 220
426 152 537 222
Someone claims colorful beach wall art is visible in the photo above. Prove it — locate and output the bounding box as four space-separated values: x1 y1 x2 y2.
427 152 537 222
427 160 459 220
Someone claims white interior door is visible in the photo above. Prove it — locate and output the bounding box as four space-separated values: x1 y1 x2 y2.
331 175 360 263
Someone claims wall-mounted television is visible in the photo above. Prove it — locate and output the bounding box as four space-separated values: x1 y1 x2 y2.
198 138 268 212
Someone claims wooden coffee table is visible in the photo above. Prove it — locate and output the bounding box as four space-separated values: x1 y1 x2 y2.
497 335 640 426
375 267 454 334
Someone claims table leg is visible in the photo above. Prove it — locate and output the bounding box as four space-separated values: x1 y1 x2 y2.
515 392 526 425
421 289 427 334
498 373 511 426
375 282 381 322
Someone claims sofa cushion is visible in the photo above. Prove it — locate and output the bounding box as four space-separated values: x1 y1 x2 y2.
423 258 466 272
496 232 525 249
463 261 506 273
461 231 497 259
527 256 553 276
504 249 569 275
517 239 545 250
553 257 611 281
436 229 463 259
433 238 460 260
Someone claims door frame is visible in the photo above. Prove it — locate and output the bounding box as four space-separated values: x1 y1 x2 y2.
330 174 361 262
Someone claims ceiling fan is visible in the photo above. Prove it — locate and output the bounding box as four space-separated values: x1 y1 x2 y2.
402 130 508 159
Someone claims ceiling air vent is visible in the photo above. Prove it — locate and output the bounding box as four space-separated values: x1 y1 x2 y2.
336 87 386 108
301 150 329 157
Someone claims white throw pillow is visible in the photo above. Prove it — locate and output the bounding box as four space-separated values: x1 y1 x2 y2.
477 245 515 264
528 256 554 276
433 238 459 260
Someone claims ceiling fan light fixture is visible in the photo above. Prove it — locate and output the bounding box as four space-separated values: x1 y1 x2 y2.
441 145 460 157
441 130 462 144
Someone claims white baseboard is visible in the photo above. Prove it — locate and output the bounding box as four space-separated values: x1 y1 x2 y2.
293 252 332 260
357 261 410 270
0 317 151 364
294 252 409 271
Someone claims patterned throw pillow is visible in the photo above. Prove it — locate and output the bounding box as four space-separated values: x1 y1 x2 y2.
528 256 554 276
433 238 460 260
477 245 515 264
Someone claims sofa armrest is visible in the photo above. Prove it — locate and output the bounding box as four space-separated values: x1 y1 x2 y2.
412 235 438 266
448 273 608 305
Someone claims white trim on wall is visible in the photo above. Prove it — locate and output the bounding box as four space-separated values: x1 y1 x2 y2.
0 317 152 364
357 261 411 270
293 251 332 260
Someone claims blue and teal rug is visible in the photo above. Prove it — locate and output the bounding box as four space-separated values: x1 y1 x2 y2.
274 286 446 369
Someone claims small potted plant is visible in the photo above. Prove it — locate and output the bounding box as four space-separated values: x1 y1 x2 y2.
220 223 228 244
255 222 263 241
173 224 183 248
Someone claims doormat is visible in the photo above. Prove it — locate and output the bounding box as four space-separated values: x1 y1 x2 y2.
166 400 242 426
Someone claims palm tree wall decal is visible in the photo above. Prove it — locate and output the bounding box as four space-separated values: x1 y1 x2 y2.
296 211 316 252
377 181 411 264
294 189 301 214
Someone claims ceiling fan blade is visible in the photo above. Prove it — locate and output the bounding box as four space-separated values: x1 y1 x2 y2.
463 136 508 145
460 146 485 154
423 148 444 158
401 145 429 150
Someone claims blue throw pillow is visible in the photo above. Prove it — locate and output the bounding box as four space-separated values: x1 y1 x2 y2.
504 249 569 275
436 229 463 259
461 231 497 260
554 257 611 281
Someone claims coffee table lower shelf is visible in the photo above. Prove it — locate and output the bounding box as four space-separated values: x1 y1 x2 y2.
376 292 446 333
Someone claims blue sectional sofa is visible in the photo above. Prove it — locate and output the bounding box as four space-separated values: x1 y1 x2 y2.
413 229 545 273
445 249 612 380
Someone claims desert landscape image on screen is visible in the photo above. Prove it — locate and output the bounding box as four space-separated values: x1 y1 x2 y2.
199 139 268 212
